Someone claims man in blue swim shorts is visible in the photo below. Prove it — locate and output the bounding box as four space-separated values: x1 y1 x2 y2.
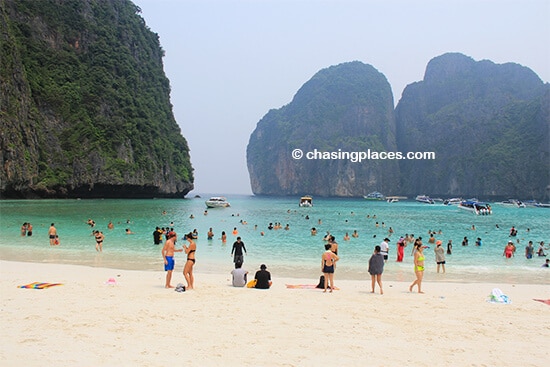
162 232 182 288
164 256 175 271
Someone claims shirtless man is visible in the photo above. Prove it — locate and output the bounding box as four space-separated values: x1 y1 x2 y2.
48 223 57 246
162 232 183 288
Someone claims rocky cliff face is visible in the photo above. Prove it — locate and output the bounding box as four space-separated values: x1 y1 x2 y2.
0 0 193 198
247 61 400 196
395 53 549 199
247 54 549 199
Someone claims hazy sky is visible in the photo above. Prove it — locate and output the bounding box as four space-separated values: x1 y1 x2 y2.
133 0 549 196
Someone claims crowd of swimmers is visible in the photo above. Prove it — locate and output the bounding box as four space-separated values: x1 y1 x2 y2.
29 208 549 292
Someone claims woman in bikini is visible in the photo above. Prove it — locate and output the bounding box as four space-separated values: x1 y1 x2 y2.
183 232 196 289
321 244 339 293
409 242 425 293
94 230 105 252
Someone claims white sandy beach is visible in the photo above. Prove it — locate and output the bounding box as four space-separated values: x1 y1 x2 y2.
1 260 549 367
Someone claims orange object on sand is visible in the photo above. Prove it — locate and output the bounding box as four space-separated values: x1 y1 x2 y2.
533 299 550 305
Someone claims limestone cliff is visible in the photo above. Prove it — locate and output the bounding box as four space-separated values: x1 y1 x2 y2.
247 54 549 199
0 0 193 198
395 53 549 199
247 61 399 196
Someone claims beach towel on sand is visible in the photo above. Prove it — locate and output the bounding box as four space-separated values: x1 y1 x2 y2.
19 282 63 289
487 288 510 304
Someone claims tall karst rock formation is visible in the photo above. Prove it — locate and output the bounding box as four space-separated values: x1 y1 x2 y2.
247 61 399 197
395 53 549 199
247 54 549 199
0 0 193 198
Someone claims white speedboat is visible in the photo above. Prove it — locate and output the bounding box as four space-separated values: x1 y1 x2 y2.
364 191 385 200
497 199 526 208
443 198 463 205
386 196 399 203
415 195 435 204
458 200 492 215
205 197 230 208
299 195 313 207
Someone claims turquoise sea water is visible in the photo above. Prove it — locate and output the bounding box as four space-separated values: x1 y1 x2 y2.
1 196 548 284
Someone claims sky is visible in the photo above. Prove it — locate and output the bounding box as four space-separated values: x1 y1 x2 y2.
132 0 549 196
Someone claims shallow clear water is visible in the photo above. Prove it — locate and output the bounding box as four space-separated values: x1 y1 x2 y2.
1 196 548 283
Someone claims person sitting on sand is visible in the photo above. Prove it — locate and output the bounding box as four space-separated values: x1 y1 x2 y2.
254 264 272 289
231 261 248 287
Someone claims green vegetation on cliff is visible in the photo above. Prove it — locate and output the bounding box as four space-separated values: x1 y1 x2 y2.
0 0 193 198
247 61 399 196
395 53 549 199
248 54 549 199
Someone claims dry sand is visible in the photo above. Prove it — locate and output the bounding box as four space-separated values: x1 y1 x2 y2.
1 260 549 366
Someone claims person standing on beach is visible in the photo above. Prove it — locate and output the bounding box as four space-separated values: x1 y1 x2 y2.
231 261 248 287
380 238 390 262
321 244 339 293
183 233 196 290
231 237 247 265
162 232 182 288
368 245 384 294
94 230 105 252
409 243 425 293
434 240 446 273
396 236 406 262
48 223 57 246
